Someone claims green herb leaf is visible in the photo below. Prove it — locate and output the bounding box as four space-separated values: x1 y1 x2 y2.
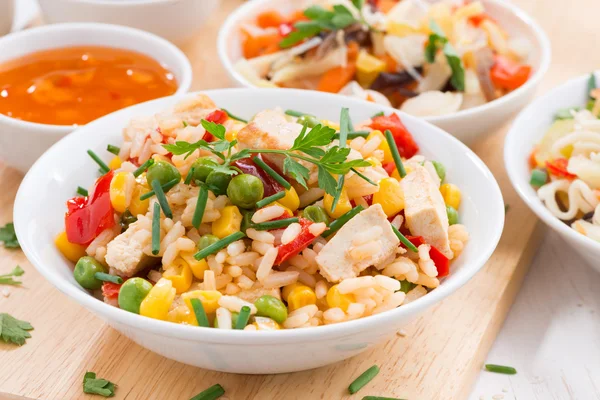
351 0 365 10
443 42 465 91
279 21 322 48
163 140 210 159
83 371 117 397
425 20 447 63
588 72 597 100
0 265 24 285
331 5 356 28
283 157 310 189
201 119 226 140
0 222 19 249
318 165 339 196
304 5 334 21
0 313 33 346
291 124 337 153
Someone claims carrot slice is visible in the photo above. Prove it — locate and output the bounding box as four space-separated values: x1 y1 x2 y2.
347 41 360 61
242 32 282 59
317 63 357 93
256 10 286 28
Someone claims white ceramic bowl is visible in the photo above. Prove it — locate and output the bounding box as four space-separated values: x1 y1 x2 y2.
0 23 192 173
15 88 504 374
217 0 551 145
505 73 600 271
38 0 220 45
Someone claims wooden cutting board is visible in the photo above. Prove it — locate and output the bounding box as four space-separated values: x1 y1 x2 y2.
2 0 590 398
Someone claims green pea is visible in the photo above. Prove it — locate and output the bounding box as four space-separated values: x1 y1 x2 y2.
214 312 239 328
297 114 320 128
303 205 330 226
198 234 219 250
446 205 458 225
191 157 219 183
227 174 264 209
240 210 255 233
146 160 181 186
206 171 232 195
432 161 446 183
73 256 106 290
254 295 288 324
118 277 153 314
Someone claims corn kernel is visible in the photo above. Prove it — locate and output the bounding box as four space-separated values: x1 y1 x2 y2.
128 183 150 216
180 251 208 280
110 171 134 213
212 205 243 239
108 155 122 170
326 284 355 312
356 50 387 87
226 130 238 142
163 257 193 294
321 120 340 130
277 187 300 212
54 231 87 263
253 316 281 330
367 130 393 164
282 283 302 302
366 156 382 167
323 188 352 219
182 290 222 315
167 305 197 325
287 285 317 312
372 177 404 217
440 183 461 210
140 278 176 320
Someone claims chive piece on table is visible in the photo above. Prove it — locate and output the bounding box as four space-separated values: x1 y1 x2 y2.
348 365 380 394
77 186 88 197
384 129 406 178
372 111 385 118
133 159 155 178
106 144 120 156
94 272 123 285
256 191 286 209
351 168 376 186
194 231 246 260
190 384 225 400
223 108 248 123
235 305 251 330
252 156 291 190
192 185 209 229
190 298 210 327
151 202 161 256
252 217 299 231
484 364 517 375
362 396 407 400
140 178 180 201
151 179 173 219
87 150 110 174
529 168 548 188
184 167 196 185
284 109 310 118
322 205 364 238
391 224 418 253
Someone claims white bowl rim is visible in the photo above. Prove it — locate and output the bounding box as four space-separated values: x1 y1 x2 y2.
216 0 552 123
0 22 193 133
15 87 504 345
505 72 600 252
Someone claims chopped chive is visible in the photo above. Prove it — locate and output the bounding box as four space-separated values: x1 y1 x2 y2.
192 185 208 229
184 167 196 185
505 204 510 214
322 205 364 238
346 113 355 133
348 365 380 394
140 178 180 201
485 364 517 375
252 217 299 231
330 175 345 213
554 107 578 120
399 279 416 293
190 384 225 400
588 72 597 99
94 272 123 284
87 150 110 174
133 159 155 178
385 129 406 178
151 179 173 219
351 168 376 186
256 191 286 208
530 168 548 188
235 305 251 330
334 131 370 139
106 144 120 155
372 111 385 118
362 397 406 400
190 298 210 327
284 109 311 118
152 202 161 255
252 156 291 190
391 224 418 253
194 231 246 260
223 108 248 123
339 107 350 146
77 186 88 197
182 120 188 127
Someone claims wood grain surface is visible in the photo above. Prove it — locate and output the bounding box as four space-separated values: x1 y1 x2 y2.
0 0 577 398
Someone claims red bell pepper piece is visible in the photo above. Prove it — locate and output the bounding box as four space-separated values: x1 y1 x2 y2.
65 171 115 245
490 55 531 91
274 218 317 265
278 22 294 37
202 110 228 141
546 158 576 179
370 114 419 158
102 281 122 300
404 235 450 277
232 156 286 197
382 162 396 176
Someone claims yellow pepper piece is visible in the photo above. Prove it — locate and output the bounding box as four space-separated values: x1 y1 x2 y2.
108 155 122 170
560 144 574 159
273 201 293 217
162 257 193 294
182 290 222 315
440 183 461 210
54 231 87 263
180 251 208 280
326 284 355 312
226 130 238 142
372 177 405 217
287 285 317 312
367 130 393 164
253 316 281 330
323 188 352 219
140 278 176 320
129 183 150 217
109 171 134 213
167 305 197 326
277 187 300 212
386 21 419 37
321 120 340 130
212 205 242 239
356 50 387 87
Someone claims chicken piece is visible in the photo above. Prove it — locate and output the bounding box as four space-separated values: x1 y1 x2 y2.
400 166 452 258
316 204 400 283
156 94 219 136
236 283 281 303
105 222 155 277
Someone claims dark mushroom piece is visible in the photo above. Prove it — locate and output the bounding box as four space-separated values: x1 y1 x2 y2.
369 69 422 92
473 48 497 102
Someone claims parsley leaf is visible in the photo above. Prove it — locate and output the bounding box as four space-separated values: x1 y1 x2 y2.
424 20 465 91
351 0 365 10
0 313 33 346
283 157 310 189
425 20 447 63
0 265 24 286
318 165 339 196
83 372 116 397
163 140 210 159
290 124 336 154
0 222 19 249
201 119 226 140
280 21 322 48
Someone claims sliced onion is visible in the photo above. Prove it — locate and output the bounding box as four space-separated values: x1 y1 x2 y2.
383 34 426 81
473 47 497 102
400 91 463 117
417 54 451 93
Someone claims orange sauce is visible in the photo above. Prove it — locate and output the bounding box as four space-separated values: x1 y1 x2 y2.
0 46 179 126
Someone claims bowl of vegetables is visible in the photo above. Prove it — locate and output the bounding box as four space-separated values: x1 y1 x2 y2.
15 88 504 373
217 0 551 145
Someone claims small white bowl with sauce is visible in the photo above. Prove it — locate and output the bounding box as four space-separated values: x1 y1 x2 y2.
0 23 192 173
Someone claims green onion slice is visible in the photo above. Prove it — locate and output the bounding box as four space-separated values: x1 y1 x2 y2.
252 156 291 190
385 129 406 178
190 298 210 327
106 144 120 156
182 120 189 127
151 179 173 219
223 108 248 123
322 205 364 238
87 150 110 174
334 131 370 139
284 109 311 118
77 186 88 197
94 272 123 284
339 107 350 147
351 168 376 186
484 364 517 375
372 111 385 118
256 191 286 209
252 217 299 231
194 231 246 260
330 175 345 213
348 365 380 394
140 178 180 201
234 305 251 330
133 159 155 178
530 168 548 188
192 185 209 229
189 384 225 400
184 167 196 185
391 225 418 253
151 202 161 255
